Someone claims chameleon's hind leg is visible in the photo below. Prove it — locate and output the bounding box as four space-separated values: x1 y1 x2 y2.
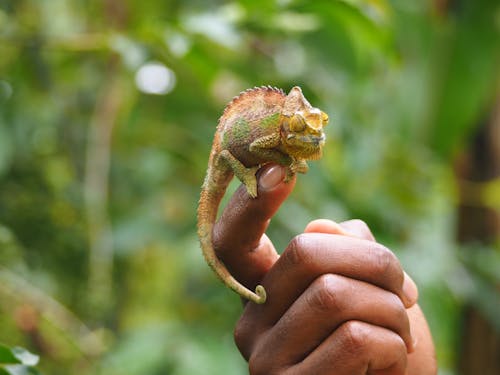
219 150 259 198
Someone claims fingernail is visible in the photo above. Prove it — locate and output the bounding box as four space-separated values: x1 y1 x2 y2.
402 272 418 307
259 165 286 191
305 219 355 237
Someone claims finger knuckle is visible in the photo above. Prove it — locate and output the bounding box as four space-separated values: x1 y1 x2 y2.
339 321 370 355
285 234 312 267
308 274 345 313
248 354 262 375
248 352 271 375
244 330 283 375
370 243 402 284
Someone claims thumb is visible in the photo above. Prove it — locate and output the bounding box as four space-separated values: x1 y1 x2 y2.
213 164 295 290
304 219 375 241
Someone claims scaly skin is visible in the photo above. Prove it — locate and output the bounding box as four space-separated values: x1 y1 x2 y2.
197 86 329 304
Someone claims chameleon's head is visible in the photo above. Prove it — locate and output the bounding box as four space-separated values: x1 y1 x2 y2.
280 86 329 160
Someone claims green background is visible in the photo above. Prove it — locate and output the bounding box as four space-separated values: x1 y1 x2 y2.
0 0 499 374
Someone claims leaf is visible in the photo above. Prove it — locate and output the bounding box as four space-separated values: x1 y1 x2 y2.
300 0 392 73
428 0 500 157
10 349 38 367
0 346 39 367
0 345 21 365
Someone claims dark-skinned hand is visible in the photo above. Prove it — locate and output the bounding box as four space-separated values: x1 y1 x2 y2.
213 164 437 375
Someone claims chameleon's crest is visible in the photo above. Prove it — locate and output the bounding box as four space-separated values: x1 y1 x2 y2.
219 86 286 125
282 86 312 117
227 86 285 110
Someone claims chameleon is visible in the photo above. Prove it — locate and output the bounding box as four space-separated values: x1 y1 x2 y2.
197 86 329 304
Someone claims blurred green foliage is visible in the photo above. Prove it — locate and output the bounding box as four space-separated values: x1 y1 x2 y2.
0 343 41 375
0 0 499 374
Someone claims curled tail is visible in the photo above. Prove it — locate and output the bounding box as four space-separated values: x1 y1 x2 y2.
197 169 267 304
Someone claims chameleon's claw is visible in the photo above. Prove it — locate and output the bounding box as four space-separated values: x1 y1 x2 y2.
284 169 295 183
290 159 309 174
242 166 259 198
246 185 258 198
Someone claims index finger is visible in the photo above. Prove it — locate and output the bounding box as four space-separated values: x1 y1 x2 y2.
212 164 296 292
244 233 412 327
305 218 419 306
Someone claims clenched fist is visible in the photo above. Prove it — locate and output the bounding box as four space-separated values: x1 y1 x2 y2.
213 164 437 375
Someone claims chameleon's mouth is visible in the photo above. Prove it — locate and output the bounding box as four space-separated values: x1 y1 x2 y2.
284 132 325 160
299 133 325 146
288 133 325 145
311 134 326 145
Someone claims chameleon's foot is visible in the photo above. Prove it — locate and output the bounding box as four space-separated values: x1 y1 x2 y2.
242 166 259 198
284 169 295 183
290 159 309 174
284 159 308 182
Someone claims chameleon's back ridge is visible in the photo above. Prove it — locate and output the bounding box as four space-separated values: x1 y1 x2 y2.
221 86 285 118
218 86 286 132
197 85 329 304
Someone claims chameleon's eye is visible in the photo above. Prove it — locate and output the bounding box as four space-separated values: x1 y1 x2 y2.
289 114 306 132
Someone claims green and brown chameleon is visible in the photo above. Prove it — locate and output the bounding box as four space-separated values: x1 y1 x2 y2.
197 86 329 304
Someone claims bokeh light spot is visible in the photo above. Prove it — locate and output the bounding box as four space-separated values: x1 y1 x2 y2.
135 62 176 95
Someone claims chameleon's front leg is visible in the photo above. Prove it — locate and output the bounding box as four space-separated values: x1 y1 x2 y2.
289 158 308 174
281 158 308 182
219 150 259 198
249 134 292 165
250 134 308 182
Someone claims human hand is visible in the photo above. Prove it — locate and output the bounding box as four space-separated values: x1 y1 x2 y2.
213 164 436 375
